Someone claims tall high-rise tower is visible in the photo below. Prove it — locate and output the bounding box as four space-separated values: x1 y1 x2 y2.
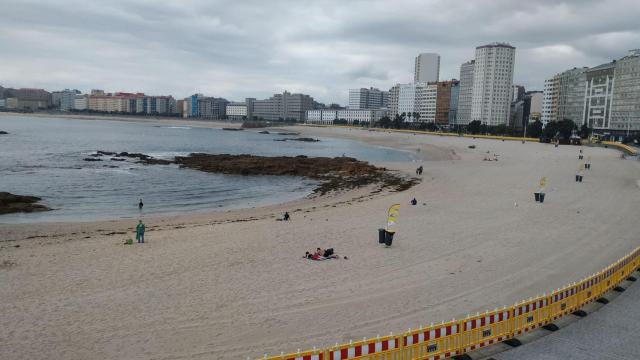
414 53 440 83
470 43 516 125
456 60 475 125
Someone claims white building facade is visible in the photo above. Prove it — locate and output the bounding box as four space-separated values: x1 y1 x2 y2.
397 83 416 117
471 43 516 125
305 109 387 125
609 50 640 134
456 60 475 125
415 82 437 122
225 103 248 121
73 95 88 110
414 53 440 83
60 90 77 111
541 76 559 124
348 87 387 109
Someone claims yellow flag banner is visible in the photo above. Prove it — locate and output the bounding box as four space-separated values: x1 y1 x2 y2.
386 204 400 233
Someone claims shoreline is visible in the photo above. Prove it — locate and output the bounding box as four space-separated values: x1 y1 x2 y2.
0 112 426 228
1 111 241 129
1 124 639 360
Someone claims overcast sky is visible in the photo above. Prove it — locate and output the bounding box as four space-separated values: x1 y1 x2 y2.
1 0 638 104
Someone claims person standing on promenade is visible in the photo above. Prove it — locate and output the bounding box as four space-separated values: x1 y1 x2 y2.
136 220 145 244
138 198 144 215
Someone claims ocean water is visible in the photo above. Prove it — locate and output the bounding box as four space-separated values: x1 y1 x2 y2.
0 115 412 223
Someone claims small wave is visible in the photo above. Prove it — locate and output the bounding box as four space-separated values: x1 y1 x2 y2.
145 151 190 159
162 126 192 130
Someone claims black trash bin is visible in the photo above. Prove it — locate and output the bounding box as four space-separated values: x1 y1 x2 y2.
385 231 395 246
378 228 386 244
534 192 540 202
539 193 545 203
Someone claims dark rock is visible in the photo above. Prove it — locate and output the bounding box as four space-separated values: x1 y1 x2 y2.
0 131 9 134
172 153 419 195
222 128 243 131
97 150 116 156
274 137 320 142
110 158 126 161
277 132 300 136
105 151 419 195
83 157 102 162
258 131 270 134
241 121 270 129
0 192 51 215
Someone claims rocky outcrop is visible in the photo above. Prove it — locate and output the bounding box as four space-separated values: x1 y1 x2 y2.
93 151 172 165
0 192 50 215
0 131 8 135
97 150 116 156
88 151 419 195
274 137 320 142
171 153 419 195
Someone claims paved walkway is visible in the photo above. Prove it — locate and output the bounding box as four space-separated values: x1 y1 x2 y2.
494 277 640 360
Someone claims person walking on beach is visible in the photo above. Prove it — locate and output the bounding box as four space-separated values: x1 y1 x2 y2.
136 220 145 244
138 198 144 215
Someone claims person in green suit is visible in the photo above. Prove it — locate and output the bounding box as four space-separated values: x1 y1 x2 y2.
136 220 145 244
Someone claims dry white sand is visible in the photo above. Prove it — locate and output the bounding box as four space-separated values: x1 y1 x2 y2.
1 126 639 360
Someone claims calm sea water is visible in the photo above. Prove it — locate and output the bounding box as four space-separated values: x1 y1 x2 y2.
0 115 412 223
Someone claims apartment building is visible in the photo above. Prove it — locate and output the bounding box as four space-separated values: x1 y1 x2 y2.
414 53 440 83
456 60 475 125
470 43 516 125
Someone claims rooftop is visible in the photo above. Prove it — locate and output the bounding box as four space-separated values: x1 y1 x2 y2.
476 42 515 50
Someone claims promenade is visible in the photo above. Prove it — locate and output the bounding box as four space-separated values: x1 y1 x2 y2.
495 276 640 360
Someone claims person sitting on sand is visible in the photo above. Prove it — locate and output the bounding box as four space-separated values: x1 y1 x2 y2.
410 198 417 206
283 212 290 221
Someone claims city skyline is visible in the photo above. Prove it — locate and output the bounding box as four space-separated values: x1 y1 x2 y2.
1 0 639 104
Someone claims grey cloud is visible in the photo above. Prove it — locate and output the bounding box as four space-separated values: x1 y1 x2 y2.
341 66 389 81
0 0 638 104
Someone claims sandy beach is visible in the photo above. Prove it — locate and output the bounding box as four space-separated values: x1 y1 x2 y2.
1 125 639 360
